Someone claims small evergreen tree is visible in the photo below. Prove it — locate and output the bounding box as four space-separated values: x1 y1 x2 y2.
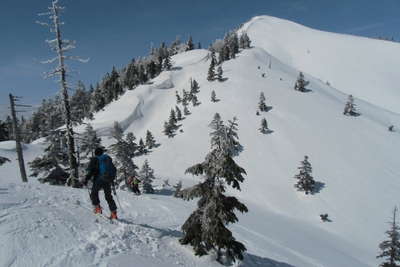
138 159 155 194
207 52 216 81
239 33 251 49
217 66 224 82
343 95 358 116
377 206 400 267
145 130 156 149
186 36 195 51
163 53 172 70
190 79 200 95
173 180 183 198
176 91 182 104
126 132 138 158
175 106 183 121
259 118 269 134
180 114 248 263
183 104 191 116
163 121 175 138
294 72 310 92
258 92 268 112
80 124 101 158
138 138 147 155
211 90 218 102
191 94 200 106
294 156 315 195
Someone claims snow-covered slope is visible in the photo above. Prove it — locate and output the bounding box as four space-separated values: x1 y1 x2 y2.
240 15 400 114
1 16 400 267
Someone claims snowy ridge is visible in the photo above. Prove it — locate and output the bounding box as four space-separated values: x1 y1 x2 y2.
1 15 400 267
240 15 400 113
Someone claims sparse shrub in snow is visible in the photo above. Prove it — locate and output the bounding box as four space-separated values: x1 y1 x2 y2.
138 159 155 194
389 125 395 132
180 113 248 264
294 72 310 92
343 94 359 116
294 156 316 195
377 206 400 267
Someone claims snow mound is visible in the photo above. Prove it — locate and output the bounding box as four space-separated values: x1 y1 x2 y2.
0 141 26 151
240 15 400 113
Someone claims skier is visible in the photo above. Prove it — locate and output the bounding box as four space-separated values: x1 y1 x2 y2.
127 175 141 195
83 147 118 219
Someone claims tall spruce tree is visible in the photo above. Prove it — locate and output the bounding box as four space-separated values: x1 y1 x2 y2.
258 92 268 112
176 91 182 104
186 36 195 51
190 79 200 95
294 72 310 92
175 106 183 121
343 94 358 116
138 159 155 194
207 52 216 81
180 114 248 263
377 206 400 267
108 122 138 186
294 156 316 195
163 53 172 70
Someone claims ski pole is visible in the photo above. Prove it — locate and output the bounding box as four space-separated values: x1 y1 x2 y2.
114 189 124 214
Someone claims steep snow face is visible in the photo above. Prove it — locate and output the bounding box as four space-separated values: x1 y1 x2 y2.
240 15 400 113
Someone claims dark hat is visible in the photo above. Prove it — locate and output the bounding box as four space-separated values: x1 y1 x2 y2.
94 147 104 156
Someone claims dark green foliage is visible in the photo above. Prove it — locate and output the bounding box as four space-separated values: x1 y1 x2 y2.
173 180 183 198
145 130 156 149
259 118 269 134
258 92 268 112
239 33 251 49
211 90 218 102
377 207 400 267
0 120 10 141
139 159 155 194
79 124 101 158
207 52 216 81
163 53 172 70
180 114 248 264
186 36 195 51
176 91 182 104
294 156 315 194
175 106 183 121
0 156 10 166
217 66 224 82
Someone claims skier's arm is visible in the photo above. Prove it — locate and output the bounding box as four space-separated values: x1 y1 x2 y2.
84 158 97 183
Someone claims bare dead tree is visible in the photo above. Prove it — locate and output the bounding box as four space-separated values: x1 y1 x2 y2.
37 0 88 187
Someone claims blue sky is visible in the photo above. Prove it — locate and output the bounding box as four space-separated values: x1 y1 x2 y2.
1 0 399 119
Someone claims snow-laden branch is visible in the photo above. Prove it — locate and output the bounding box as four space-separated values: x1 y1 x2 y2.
41 56 58 64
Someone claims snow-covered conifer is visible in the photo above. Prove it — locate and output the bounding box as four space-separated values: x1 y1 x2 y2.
138 159 155 194
294 72 310 92
111 121 124 141
186 36 195 51
239 33 251 49
138 138 147 155
211 90 218 102
258 92 268 112
173 180 183 198
163 121 174 138
377 206 400 267
145 130 156 149
217 66 224 82
163 53 172 70
180 114 248 263
175 106 183 121
175 91 182 104
207 52 216 81
191 94 200 106
80 124 101 158
259 118 269 134
294 156 315 195
190 79 200 95
343 94 358 116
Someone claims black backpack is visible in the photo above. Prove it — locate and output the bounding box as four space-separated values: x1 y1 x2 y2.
97 154 117 183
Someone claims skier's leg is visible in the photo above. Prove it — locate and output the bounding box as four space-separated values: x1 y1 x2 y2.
90 181 101 206
104 183 117 212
